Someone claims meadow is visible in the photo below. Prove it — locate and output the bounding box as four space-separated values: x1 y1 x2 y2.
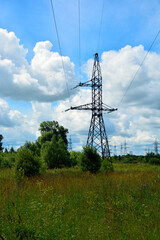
0 163 160 240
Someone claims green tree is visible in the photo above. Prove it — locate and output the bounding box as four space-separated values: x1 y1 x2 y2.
9 146 15 153
4 148 8 153
23 141 41 156
70 151 82 167
39 121 68 146
15 148 43 177
81 146 101 173
101 158 113 173
0 134 3 152
41 136 70 169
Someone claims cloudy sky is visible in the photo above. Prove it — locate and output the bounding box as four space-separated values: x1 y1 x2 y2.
0 0 160 154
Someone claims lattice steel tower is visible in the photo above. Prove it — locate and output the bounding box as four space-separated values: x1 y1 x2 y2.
66 53 117 158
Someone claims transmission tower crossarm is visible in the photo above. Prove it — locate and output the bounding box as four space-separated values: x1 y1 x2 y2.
72 79 92 89
65 103 93 112
102 103 118 112
65 103 117 112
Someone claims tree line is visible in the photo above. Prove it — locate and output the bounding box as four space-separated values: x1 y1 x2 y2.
0 120 159 177
1 120 112 176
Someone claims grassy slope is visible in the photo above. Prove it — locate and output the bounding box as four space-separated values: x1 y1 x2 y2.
0 164 160 240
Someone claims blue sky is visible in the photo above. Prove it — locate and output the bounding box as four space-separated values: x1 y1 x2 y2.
2 0 160 61
0 0 160 154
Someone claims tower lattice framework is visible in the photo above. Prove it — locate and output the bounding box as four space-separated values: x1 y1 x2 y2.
66 53 117 158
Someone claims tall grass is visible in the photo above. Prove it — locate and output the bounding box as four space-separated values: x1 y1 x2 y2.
0 164 160 239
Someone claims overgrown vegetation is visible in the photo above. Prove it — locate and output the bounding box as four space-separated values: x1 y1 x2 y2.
15 148 43 177
41 136 70 169
112 153 160 165
0 122 160 239
0 151 16 168
0 134 3 152
0 164 160 239
0 121 160 178
80 145 101 173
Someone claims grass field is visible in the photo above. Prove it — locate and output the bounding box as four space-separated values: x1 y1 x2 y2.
0 163 160 239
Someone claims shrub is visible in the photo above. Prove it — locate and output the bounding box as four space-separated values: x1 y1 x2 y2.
69 151 82 167
23 141 41 156
101 158 114 173
80 146 101 173
15 148 42 177
149 157 160 165
0 152 16 168
41 136 70 169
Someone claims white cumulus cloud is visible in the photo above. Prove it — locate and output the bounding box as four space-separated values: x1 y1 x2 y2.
0 28 76 102
0 29 159 154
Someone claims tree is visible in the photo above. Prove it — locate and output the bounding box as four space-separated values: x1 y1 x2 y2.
23 141 41 156
15 148 43 177
70 151 82 167
39 121 68 146
41 136 70 169
81 146 101 173
9 146 15 153
0 134 3 152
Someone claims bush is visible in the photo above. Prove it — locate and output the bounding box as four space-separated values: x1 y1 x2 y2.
101 158 114 173
149 157 160 165
15 148 43 177
69 151 82 167
23 141 41 156
80 146 101 173
41 136 70 169
0 152 16 168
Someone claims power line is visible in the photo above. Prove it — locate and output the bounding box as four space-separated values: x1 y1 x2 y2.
97 0 105 53
78 0 81 82
118 30 160 108
50 0 71 102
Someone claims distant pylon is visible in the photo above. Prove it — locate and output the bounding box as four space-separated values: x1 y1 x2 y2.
66 53 117 158
68 135 72 152
124 140 128 156
120 144 123 156
154 138 159 155
114 145 117 156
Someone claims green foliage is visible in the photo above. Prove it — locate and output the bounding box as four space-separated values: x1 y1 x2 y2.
4 148 8 153
81 145 101 173
145 152 160 165
0 165 160 239
101 158 114 173
0 152 16 168
0 134 3 151
111 154 160 166
23 140 41 156
9 146 15 153
39 120 68 146
112 154 147 164
15 148 43 177
41 136 70 169
149 156 160 165
69 151 82 167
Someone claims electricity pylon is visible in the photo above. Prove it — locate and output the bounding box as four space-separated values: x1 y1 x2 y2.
68 135 72 152
66 53 117 158
154 138 159 155
124 139 128 156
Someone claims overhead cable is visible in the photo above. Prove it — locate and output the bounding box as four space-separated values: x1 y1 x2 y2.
97 0 105 53
118 30 160 107
78 0 81 81
50 0 71 102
